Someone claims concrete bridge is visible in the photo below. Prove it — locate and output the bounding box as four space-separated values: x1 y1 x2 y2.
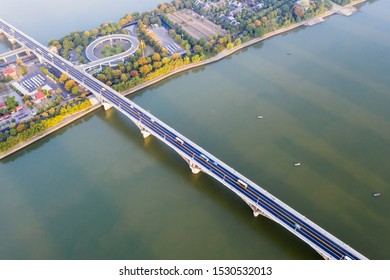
0 17 368 260
0 46 30 62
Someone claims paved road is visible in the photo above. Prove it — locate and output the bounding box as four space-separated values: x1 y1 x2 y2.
84 34 139 69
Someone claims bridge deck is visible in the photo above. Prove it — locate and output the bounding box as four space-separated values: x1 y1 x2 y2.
0 18 368 260
0 46 28 60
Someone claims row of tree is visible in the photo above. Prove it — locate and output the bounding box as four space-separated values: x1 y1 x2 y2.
0 98 91 151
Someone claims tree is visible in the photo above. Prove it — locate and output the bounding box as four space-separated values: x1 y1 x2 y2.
64 80 77 91
172 53 181 60
59 73 69 84
18 65 28 76
294 6 305 17
16 123 25 133
0 132 6 142
92 29 99 35
10 128 17 137
139 65 151 76
139 40 146 56
112 69 122 78
97 74 107 82
193 45 202 54
71 86 80 95
6 96 18 111
120 73 128 82
152 52 161 61
56 88 62 94
130 70 139 77
161 57 170 65
138 56 148 66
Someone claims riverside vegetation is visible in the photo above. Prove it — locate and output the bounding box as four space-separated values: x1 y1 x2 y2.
49 0 329 93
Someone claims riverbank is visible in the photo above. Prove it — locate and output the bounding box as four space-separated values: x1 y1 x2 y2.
0 0 367 160
119 0 367 97
0 99 101 160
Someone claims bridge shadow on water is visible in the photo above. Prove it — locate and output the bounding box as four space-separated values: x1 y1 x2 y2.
98 109 321 259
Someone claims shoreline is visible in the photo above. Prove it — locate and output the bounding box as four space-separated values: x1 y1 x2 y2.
0 0 368 160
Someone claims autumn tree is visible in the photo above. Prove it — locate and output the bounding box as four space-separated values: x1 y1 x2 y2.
130 70 139 77
120 74 128 82
152 52 161 61
294 5 305 17
59 73 69 84
64 80 77 91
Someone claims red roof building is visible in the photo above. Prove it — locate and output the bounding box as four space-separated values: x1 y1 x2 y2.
32 91 47 104
0 102 6 109
2 67 18 80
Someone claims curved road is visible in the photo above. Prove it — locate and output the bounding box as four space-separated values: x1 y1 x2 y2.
84 34 139 69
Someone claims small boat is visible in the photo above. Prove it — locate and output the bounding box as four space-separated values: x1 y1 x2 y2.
287 52 293 55
257 115 263 119
373 192 381 197
294 162 301 167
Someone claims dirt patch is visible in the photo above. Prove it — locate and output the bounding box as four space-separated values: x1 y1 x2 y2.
167 9 226 40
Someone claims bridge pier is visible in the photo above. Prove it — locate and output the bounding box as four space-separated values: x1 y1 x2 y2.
136 123 151 138
246 201 272 219
102 101 113 111
189 160 202 174
178 153 202 174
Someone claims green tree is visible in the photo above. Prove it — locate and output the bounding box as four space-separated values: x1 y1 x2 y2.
10 128 17 137
5 96 18 111
71 86 80 95
0 132 6 142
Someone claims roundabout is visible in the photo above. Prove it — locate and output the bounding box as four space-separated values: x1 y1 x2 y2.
84 34 139 70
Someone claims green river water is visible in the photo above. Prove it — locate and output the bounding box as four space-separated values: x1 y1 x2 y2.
0 0 389 259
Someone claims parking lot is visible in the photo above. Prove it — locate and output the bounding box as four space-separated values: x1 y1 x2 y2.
149 26 185 56
167 9 226 40
19 73 46 93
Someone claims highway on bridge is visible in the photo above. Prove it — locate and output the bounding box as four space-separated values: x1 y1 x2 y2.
0 18 368 260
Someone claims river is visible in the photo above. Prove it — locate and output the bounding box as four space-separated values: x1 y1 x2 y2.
0 0 389 259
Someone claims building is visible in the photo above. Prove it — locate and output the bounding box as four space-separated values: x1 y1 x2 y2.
0 102 6 109
49 45 58 54
296 0 310 11
220 14 240 26
32 91 47 104
2 66 18 80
